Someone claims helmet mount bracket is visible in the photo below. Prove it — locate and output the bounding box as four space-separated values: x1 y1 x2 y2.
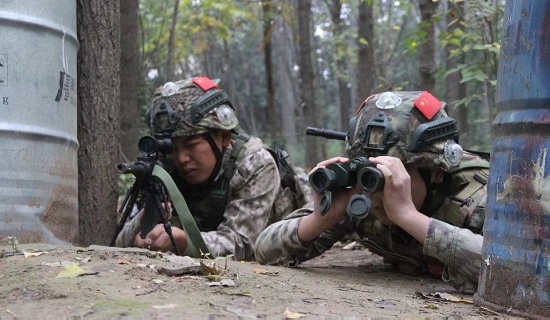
190 89 233 124
408 117 459 152
362 112 397 153
149 101 180 133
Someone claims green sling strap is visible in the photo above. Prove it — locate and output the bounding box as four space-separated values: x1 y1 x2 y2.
152 165 210 258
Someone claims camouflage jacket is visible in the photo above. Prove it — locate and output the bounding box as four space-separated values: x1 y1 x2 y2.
116 135 282 261
255 153 488 294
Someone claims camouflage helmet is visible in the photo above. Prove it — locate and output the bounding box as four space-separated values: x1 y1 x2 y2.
345 91 463 171
147 77 239 137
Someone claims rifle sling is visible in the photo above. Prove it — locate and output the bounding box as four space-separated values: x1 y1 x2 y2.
152 165 210 258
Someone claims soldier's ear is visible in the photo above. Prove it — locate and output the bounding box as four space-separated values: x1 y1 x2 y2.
431 168 445 184
221 131 232 147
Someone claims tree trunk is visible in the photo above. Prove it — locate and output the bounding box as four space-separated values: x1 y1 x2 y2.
445 0 468 146
262 0 280 144
297 0 320 168
164 0 180 82
221 39 259 136
326 0 352 132
77 0 121 246
356 0 375 108
273 1 298 148
418 0 439 93
120 0 142 161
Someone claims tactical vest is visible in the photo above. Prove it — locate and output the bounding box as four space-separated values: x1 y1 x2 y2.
357 154 489 276
265 147 312 224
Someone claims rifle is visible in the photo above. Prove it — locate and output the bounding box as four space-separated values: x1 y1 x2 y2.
110 134 180 253
306 126 346 141
110 134 210 258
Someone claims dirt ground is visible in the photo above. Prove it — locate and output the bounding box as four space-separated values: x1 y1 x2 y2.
0 241 506 319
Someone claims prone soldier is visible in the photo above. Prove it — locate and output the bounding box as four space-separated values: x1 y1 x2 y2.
255 91 489 293
115 76 311 260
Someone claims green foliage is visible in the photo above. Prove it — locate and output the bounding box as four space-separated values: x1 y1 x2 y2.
403 13 441 55
117 173 135 207
140 0 255 78
372 0 419 90
404 38 421 54
438 0 505 147
132 0 507 160
452 93 482 109
445 64 488 83
439 0 504 73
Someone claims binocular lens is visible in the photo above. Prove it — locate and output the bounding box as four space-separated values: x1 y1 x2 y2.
358 166 385 193
309 168 334 193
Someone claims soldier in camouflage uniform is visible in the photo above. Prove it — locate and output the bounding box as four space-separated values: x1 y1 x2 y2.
116 76 311 261
255 91 489 294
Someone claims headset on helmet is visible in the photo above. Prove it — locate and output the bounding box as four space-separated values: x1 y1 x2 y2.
345 91 463 171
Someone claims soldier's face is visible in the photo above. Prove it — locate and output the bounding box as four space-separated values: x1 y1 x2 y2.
168 132 230 185
408 167 429 209
369 166 427 225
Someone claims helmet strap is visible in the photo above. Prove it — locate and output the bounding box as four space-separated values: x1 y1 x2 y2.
203 132 224 185
418 169 447 216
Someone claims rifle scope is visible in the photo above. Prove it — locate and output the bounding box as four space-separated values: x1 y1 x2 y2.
138 135 173 155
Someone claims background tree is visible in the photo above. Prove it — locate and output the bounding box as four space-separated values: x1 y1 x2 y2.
262 0 281 144
77 0 120 245
355 0 375 107
374 1 417 91
129 0 505 167
298 0 322 168
440 0 503 151
164 0 180 83
417 0 440 93
324 0 352 132
443 0 468 146
120 0 142 161
272 0 300 149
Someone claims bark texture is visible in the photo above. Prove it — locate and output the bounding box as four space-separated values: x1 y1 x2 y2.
77 0 121 246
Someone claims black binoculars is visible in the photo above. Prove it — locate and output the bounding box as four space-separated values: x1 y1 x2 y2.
308 157 385 220
309 157 385 194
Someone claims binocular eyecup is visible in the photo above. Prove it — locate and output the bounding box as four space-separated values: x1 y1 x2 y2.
309 157 385 194
357 166 385 193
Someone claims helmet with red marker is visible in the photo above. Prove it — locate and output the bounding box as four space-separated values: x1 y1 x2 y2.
147 76 239 137
345 91 463 171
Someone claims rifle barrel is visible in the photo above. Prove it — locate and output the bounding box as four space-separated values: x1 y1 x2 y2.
117 161 150 177
306 126 347 141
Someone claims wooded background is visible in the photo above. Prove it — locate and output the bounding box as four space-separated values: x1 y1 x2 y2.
77 0 505 245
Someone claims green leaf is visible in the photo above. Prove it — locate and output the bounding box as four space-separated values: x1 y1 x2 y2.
449 38 461 46
56 265 96 278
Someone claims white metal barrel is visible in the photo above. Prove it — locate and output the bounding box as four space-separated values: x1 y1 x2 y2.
0 0 79 244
